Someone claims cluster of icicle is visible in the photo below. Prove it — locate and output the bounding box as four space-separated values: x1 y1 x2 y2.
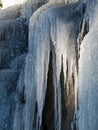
24 1 83 130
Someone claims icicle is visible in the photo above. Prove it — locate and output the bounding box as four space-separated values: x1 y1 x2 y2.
25 10 51 130
49 4 82 129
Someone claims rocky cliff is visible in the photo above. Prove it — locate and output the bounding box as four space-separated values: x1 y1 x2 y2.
0 0 98 130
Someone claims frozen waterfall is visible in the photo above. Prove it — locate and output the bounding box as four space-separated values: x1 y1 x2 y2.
25 2 84 130
0 0 98 130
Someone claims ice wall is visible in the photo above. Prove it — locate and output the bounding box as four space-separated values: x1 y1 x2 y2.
79 24 98 130
78 1 98 130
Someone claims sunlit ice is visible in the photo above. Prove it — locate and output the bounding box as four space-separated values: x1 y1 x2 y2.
2 0 26 9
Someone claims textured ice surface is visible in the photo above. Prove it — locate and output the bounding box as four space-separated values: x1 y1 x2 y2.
78 2 98 130
79 5 98 130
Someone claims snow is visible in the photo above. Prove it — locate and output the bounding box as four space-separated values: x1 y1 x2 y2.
2 0 26 9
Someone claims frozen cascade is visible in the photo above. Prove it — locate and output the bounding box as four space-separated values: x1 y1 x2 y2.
25 1 84 130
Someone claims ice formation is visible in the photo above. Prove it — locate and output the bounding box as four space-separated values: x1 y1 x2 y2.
25 1 84 130
0 0 98 130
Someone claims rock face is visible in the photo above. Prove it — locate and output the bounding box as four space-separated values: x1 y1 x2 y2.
0 0 98 130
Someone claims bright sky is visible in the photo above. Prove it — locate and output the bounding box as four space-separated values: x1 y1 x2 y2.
2 0 25 9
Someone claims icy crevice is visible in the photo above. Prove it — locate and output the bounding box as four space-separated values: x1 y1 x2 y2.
41 51 54 130
75 10 89 130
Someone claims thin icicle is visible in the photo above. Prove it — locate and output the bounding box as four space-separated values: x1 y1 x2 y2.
25 11 50 130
